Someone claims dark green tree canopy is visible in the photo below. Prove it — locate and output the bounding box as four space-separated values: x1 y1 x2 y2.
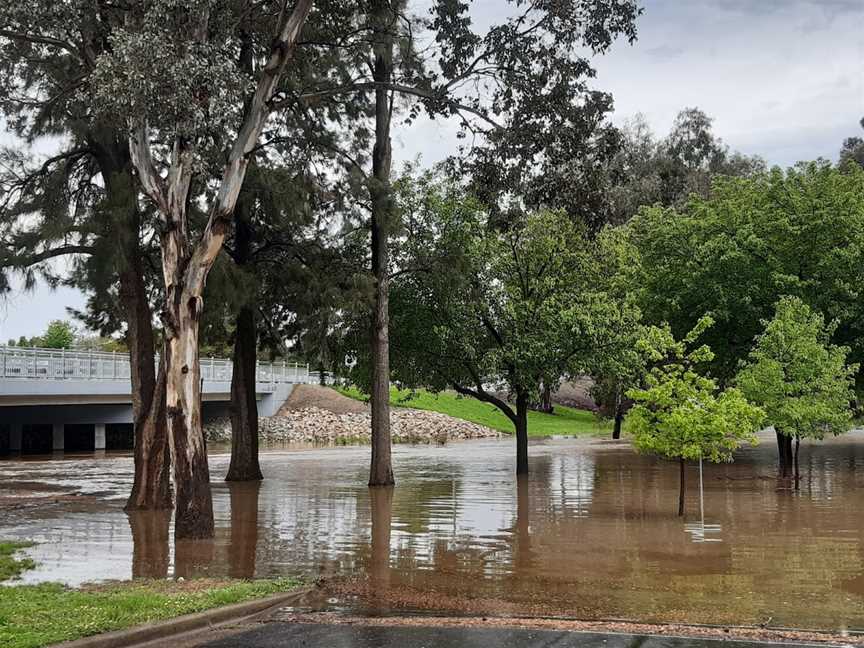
626 161 864 385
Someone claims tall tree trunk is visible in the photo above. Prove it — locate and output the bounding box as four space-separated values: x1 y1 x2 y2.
91 137 171 512
165 304 215 540
515 390 529 475
776 429 793 477
121 259 171 510
612 383 623 440
227 305 262 481
125 358 171 510
678 457 686 517
368 0 396 487
794 434 800 489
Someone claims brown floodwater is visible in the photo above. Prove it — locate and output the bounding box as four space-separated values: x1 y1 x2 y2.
2 432 864 631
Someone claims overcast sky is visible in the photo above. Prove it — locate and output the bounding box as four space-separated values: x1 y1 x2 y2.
1 0 862 343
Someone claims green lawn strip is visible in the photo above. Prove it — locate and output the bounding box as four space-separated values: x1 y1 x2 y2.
337 386 613 437
0 543 302 648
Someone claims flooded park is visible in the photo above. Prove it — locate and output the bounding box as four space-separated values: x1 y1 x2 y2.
3 432 864 633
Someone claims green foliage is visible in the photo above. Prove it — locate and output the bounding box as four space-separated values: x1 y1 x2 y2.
605 108 765 225
382 176 637 429
338 386 612 438
39 320 75 349
627 162 864 385
736 297 857 440
0 542 35 581
627 318 764 463
0 577 302 648
839 117 864 170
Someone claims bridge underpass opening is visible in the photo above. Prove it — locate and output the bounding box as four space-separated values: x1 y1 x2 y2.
106 423 133 450
64 424 95 452
0 424 9 454
21 424 52 454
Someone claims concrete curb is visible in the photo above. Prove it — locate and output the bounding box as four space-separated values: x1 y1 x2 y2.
49 586 314 648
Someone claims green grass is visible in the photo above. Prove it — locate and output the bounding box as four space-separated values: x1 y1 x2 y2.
0 542 302 648
0 542 35 581
337 385 613 437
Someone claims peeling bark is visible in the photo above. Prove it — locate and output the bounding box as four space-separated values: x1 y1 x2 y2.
127 1 314 538
126 359 172 510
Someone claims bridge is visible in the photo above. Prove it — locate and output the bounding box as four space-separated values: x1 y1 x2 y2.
0 346 314 454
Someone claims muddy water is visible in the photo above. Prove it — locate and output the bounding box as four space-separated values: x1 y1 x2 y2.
2 433 864 630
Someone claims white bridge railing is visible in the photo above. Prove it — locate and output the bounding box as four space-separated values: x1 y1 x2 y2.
0 346 312 386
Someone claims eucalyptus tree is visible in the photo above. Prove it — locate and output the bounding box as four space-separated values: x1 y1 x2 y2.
602 108 765 226
0 2 171 511
89 0 314 538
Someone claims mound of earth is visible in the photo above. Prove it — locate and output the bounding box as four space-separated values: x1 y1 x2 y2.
279 384 368 415
204 385 500 445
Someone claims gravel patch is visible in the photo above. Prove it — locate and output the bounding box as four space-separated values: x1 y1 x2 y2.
204 407 500 445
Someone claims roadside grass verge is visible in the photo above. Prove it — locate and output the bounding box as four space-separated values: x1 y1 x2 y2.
0 542 302 648
337 386 614 437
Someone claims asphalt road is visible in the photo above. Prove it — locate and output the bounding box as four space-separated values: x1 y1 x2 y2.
200 622 841 647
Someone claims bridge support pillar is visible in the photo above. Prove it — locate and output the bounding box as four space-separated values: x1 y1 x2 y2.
9 423 22 452
52 422 64 451
94 423 106 450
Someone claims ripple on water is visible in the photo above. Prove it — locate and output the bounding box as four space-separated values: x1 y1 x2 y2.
2 433 864 630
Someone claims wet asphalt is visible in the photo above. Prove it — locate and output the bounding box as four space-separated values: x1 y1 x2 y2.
200 622 842 647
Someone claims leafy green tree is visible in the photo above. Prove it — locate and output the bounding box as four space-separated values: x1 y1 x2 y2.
627 162 864 386
39 320 76 349
627 317 764 516
736 297 857 479
387 178 636 474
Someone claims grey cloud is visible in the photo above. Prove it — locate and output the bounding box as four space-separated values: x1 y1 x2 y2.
644 44 685 60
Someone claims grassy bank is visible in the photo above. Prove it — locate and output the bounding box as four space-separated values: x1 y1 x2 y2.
338 386 613 437
0 543 302 648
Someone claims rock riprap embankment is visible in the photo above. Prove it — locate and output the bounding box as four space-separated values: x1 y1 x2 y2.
204 406 500 445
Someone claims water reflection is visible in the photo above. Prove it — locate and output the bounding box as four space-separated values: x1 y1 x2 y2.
3 434 864 629
369 486 393 598
228 481 260 579
128 510 170 579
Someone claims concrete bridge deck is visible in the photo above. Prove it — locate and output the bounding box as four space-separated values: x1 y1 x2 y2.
0 346 314 454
